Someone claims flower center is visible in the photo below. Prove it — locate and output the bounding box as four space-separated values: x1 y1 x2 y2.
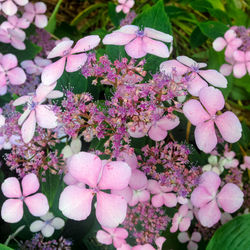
28 101 37 110
63 49 71 56
136 29 144 37
191 65 199 73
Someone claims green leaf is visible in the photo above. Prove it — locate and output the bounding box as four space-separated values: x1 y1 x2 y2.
230 86 250 101
165 6 188 18
190 0 213 12
105 45 127 62
207 8 230 24
207 214 250 250
190 26 208 48
108 2 125 27
198 21 228 39
233 75 250 93
0 244 14 250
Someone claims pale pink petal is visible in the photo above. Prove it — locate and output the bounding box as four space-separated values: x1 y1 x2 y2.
35 105 57 128
96 230 112 245
187 74 208 96
1 199 23 223
0 72 7 88
46 90 63 99
177 56 197 68
127 121 150 138
191 232 201 242
118 25 138 34
155 236 166 250
197 200 221 227
96 191 127 228
34 2 46 13
152 193 164 207
148 125 167 141
50 217 65 229
13 95 30 106
24 2 34 13
2 0 18 16
132 244 155 250
21 110 36 143
34 56 51 67
198 69 227 88
137 190 150 202
178 232 189 243
35 15 48 28
125 37 146 58
117 150 138 169
233 62 246 78
163 193 177 207
191 186 213 208
157 115 180 131
111 186 133 203
187 241 198 250
114 227 129 239
183 100 210 126
1 177 22 198
116 5 123 13
142 36 170 58
59 185 93 220
21 173 39 196
225 45 236 58
129 169 147 190
65 53 88 72
220 63 233 76
68 152 102 187
17 17 30 29
215 111 242 143
233 50 245 62
7 67 26 85
71 35 100 54
34 82 57 103
179 217 191 231
199 86 225 115
103 32 136 45
13 0 28 6
22 12 34 22
41 57 66 85
117 244 132 250
160 59 188 76
122 6 130 14
24 193 49 216
170 213 179 233
144 27 172 43
147 180 161 194
21 60 37 74
212 37 227 51
217 183 244 213
47 40 73 59
0 85 7 95
1 53 17 70
224 29 235 42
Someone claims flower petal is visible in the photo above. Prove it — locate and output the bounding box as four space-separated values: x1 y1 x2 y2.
1 53 17 70
160 59 188 76
35 15 48 28
51 217 65 229
198 69 227 88
7 67 26 85
2 0 18 16
35 105 58 129
1 199 23 223
1 177 22 198
178 232 189 243
65 53 88 72
125 37 146 58
212 37 227 51
233 62 246 78
30 220 45 232
103 32 136 45
179 217 191 231
129 169 147 190
41 224 54 237
199 171 221 197
21 173 39 196
144 27 173 43
71 35 100 54
187 74 208 96
177 56 197 68
21 110 36 143
96 229 113 245
191 186 213 208
111 187 133 203
47 40 74 59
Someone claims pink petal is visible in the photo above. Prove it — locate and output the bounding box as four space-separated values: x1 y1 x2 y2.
178 232 190 243
117 150 138 169
198 200 221 227
119 25 138 34
1 177 22 198
199 171 221 196
187 74 208 96
233 62 246 78
215 111 242 143
160 59 188 76
144 27 173 43
96 230 112 245
142 36 170 58
68 152 102 187
183 99 210 126
34 82 57 103
132 244 155 250
111 186 133 203
13 0 28 6
65 53 88 72
103 32 136 45
155 236 166 250
34 2 46 13
114 227 129 239
179 217 191 231
7 67 26 85
21 60 36 74
191 232 201 242
35 15 48 28
187 241 198 250
41 57 66 85
34 56 51 67
13 95 30 106
96 191 127 228
217 183 244 213
24 2 34 13
17 17 30 29
212 37 227 51
1 199 23 223
35 105 57 128
59 185 93 220
199 86 225 115
177 56 197 68
163 193 177 207
195 120 217 153
148 125 167 141
127 121 149 138
220 63 233 76
21 110 36 143
47 40 73 59
233 50 245 62
2 0 18 16
125 37 146 59
191 186 213 208
21 173 39 196
157 115 180 131
71 35 100 54
198 69 227 88
152 193 164 207
147 180 161 194
24 193 49 216
1 53 17 70
224 29 236 42
129 169 147 190
137 190 150 203
116 5 123 13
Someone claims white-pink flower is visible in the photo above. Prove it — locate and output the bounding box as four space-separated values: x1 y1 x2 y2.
116 0 134 14
1 173 49 223
0 0 28 16
103 25 173 59
41 35 100 85
191 171 244 227
232 50 250 78
59 152 131 228
13 83 63 143
178 232 201 250
23 2 48 28
183 86 242 153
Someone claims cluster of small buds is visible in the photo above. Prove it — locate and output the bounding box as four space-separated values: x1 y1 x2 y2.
139 141 201 197
224 167 243 188
122 201 170 246
120 10 137 26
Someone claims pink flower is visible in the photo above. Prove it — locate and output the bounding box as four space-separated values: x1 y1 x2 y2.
0 108 5 127
0 53 26 95
59 152 131 228
240 156 250 170
13 83 63 143
219 57 234 76
147 180 177 208
1 173 49 223
23 2 48 28
21 56 51 75
183 86 242 153
170 204 191 233
155 237 166 250
178 232 201 250
103 25 173 58
41 35 100 85
212 29 242 58
160 56 227 96
232 50 250 78
96 226 128 248
0 0 28 16
116 0 135 14
191 171 244 227
132 244 155 250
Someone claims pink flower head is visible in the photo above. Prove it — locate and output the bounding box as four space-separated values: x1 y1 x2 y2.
96 226 128 248
183 86 242 153
23 2 48 28
0 53 26 94
21 56 52 75
1 173 49 223
178 232 201 250
170 204 191 233
116 0 135 14
160 56 227 96
103 25 173 58
147 180 177 208
213 29 242 58
59 152 132 228
0 0 28 16
13 83 63 143
41 35 100 85
232 50 250 78
240 156 250 170
191 171 244 227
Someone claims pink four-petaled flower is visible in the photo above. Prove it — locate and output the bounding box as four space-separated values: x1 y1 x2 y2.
0 0 28 16
116 0 135 14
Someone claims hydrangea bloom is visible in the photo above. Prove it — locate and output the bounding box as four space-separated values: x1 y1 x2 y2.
232 50 250 78
59 152 131 228
1 173 49 223
178 232 201 250
0 0 28 16
30 212 65 238
116 0 135 14
183 86 242 153
41 35 100 85
103 25 173 58
191 171 244 227
21 56 51 75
